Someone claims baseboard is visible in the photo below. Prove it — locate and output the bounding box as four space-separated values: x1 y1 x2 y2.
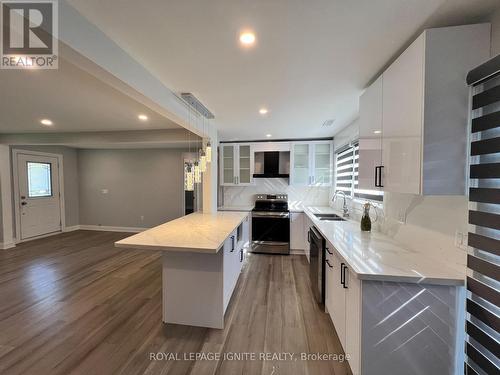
0 241 15 250
290 249 305 255
79 225 147 233
63 225 80 232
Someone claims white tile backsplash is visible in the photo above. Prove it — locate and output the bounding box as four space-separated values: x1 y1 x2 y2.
222 178 330 209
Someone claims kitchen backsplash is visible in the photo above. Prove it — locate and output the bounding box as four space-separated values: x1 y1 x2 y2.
222 178 330 210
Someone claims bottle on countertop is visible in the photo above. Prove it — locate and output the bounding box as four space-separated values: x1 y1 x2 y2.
361 202 372 232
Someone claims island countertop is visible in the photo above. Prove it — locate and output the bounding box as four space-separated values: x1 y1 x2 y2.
115 211 249 253
304 206 465 286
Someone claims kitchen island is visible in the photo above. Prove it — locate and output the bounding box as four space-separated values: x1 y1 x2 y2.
116 211 250 329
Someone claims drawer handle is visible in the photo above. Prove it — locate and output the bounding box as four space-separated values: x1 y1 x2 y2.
230 236 235 252
341 263 348 289
325 259 333 268
326 247 333 255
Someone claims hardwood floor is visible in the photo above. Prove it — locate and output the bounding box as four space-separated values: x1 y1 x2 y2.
0 230 350 375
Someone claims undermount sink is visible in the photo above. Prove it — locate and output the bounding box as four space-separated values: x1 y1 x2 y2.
313 213 346 221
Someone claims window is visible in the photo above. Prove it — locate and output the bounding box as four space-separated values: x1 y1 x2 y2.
334 142 383 202
27 162 52 197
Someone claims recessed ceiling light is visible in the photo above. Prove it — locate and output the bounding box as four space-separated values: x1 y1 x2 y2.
259 108 268 115
373 130 382 134
239 31 256 46
266 134 272 138
138 114 148 121
40 119 53 126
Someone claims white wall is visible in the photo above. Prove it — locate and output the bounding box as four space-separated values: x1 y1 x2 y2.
489 5 500 56
78 148 186 228
331 120 467 271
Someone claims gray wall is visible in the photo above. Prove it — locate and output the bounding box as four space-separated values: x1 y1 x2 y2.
77 148 185 228
11 146 80 228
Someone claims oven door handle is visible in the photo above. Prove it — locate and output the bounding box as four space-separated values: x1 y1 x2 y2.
252 212 290 219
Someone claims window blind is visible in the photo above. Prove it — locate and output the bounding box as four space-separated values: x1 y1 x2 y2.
465 58 500 375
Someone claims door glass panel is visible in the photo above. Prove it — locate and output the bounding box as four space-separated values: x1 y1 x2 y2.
239 145 251 184
293 144 309 184
223 146 234 184
27 162 52 197
314 143 331 184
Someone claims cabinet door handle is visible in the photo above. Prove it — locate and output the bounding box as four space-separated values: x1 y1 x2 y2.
240 249 243 262
307 231 310 243
341 263 348 289
230 236 235 252
326 247 333 255
379 166 384 188
325 259 333 268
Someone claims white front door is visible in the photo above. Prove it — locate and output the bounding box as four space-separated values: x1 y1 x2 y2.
16 153 61 240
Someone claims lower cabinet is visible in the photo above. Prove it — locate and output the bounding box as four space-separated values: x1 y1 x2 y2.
290 212 304 251
325 241 361 374
325 241 462 375
223 219 249 313
303 214 314 262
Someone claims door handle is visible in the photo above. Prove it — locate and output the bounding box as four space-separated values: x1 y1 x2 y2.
307 231 310 243
325 259 333 268
326 247 333 255
21 201 27 206
379 166 384 188
240 249 243 262
230 235 235 252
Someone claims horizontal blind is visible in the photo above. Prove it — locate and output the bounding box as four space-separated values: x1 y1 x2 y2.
335 146 354 197
465 62 500 375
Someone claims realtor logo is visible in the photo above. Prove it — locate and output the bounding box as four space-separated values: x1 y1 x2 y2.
0 0 58 69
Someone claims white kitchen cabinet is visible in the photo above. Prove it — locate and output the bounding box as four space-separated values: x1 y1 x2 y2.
326 247 347 348
303 214 314 262
344 264 361 375
220 143 254 186
358 76 383 191
357 24 490 195
290 212 304 251
291 141 333 186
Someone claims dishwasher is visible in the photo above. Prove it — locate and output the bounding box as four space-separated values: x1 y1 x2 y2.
309 226 325 308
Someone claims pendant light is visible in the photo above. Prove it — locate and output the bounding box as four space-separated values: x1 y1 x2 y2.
193 161 202 183
205 117 212 164
185 162 194 191
199 149 207 172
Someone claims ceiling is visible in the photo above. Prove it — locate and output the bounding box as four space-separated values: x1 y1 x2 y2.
0 56 181 133
67 0 500 141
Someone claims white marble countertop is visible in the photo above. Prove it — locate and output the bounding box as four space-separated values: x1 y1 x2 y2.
217 205 253 212
304 206 465 286
115 211 249 253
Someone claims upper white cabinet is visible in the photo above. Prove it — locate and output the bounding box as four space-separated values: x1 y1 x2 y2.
358 24 491 195
291 141 333 186
358 76 383 191
220 143 254 186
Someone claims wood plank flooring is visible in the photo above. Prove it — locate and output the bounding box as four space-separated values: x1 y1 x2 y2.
0 230 350 375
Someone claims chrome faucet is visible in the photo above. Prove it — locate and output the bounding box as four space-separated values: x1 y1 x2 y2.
332 190 350 218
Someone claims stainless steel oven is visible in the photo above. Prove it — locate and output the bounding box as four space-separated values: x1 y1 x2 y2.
250 194 290 255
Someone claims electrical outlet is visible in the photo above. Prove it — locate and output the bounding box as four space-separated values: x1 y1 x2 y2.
455 231 469 251
140 215 145 222
397 208 406 224
101 189 109 194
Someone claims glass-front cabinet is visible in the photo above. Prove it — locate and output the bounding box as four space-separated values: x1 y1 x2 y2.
291 141 332 186
220 143 254 186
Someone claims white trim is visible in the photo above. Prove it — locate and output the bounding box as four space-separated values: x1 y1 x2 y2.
0 145 14 247
12 149 66 243
63 225 80 232
290 249 305 255
79 225 147 233
0 241 16 250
